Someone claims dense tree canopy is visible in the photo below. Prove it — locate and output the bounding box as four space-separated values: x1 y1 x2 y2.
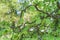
0 0 60 40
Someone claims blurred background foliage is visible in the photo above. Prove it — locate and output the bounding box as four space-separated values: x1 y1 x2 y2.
0 0 60 40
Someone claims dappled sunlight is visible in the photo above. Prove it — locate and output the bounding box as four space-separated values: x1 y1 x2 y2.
0 0 60 40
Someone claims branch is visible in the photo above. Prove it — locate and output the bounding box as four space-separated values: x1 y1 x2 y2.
57 1 60 9
34 5 51 17
50 8 59 18
20 5 34 18
20 1 41 18
20 1 59 19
